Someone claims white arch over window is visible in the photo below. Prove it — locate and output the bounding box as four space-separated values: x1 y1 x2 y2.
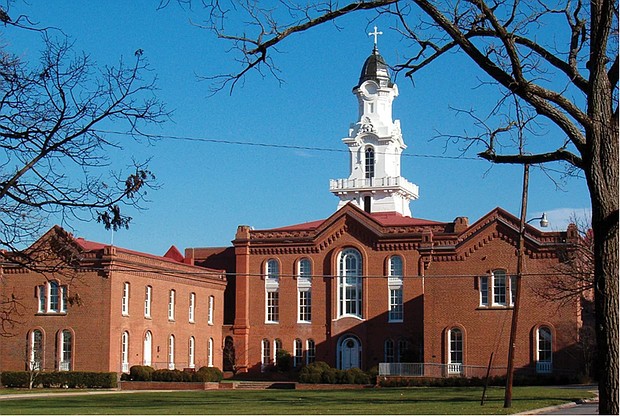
338 248 363 318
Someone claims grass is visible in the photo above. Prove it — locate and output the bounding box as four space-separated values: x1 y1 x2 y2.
0 386 595 414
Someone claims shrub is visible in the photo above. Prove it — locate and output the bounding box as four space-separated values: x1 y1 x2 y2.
275 350 292 372
347 368 370 384
151 369 189 382
129 365 155 381
1 371 31 388
193 367 223 382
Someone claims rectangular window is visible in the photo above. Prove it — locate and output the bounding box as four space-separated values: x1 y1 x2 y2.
122 282 130 316
266 291 279 323
49 282 60 312
144 286 152 318
389 288 404 322
189 292 196 323
479 276 489 306
298 290 311 322
208 295 214 325
168 289 176 321
37 285 46 313
493 272 507 306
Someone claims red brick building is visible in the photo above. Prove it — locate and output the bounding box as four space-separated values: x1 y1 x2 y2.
0 226 226 373
190 44 590 378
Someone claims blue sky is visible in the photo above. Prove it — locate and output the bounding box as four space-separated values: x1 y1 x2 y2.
4 1 591 255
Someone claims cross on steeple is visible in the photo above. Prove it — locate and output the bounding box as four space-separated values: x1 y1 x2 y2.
368 25 383 49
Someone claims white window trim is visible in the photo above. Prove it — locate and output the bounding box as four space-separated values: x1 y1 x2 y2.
337 248 363 319
37 282 67 314
144 286 152 318
122 282 130 316
208 296 214 325
188 336 195 369
479 271 515 308
189 293 196 323
168 290 176 321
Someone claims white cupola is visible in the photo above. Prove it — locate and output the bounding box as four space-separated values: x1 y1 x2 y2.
330 28 419 216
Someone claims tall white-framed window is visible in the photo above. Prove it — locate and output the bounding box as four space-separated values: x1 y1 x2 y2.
448 328 463 374
122 282 130 316
306 339 316 364
144 286 152 318
388 255 404 322
265 259 280 323
188 336 195 369
29 329 44 371
297 258 312 323
121 331 129 373
143 331 152 366
384 339 395 363
59 329 73 371
261 339 270 372
208 337 214 367
189 292 196 323
536 326 553 374
338 248 362 318
208 295 214 325
293 338 303 367
479 270 515 307
37 281 67 314
168 289 176 321
168 334 175 370
274 338 282 364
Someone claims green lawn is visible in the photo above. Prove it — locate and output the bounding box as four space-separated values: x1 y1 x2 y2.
0 386 595 414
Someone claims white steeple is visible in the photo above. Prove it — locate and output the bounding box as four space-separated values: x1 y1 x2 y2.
330 30 419 216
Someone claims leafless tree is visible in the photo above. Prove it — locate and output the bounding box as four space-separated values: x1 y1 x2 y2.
177 0 618 412
0 7 167 335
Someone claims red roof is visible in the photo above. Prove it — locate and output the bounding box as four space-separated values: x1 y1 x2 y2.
74 237 186 264
271 211 445 231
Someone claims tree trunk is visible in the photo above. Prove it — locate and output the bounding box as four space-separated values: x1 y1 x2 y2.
586 69 619 416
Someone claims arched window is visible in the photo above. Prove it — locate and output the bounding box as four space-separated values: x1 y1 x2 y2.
208 296 215 325
208 337 214 367
293 339 303 367
168 334 175 370
448 328 463 374
274 339 283 364
261 339 270 372
338 248 363 318
365 147 375 179
388 256 404 322
29 329 44 371
265 259 280 323
223 336 235 371
59 330 73 371
49 281 60 312
384 339 395 363
306 339 316 365
121 331 129 373
37 281 67 314
189 337 195 369
537 326 553 374
143 331 152 366
297 258 312 323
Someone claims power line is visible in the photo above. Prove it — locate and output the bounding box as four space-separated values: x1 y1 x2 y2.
94 129 482 161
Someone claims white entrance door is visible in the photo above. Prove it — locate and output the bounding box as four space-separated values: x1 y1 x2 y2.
341 337 360 370
143 331 152 366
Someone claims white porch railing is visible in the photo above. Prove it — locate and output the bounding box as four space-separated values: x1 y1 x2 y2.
447 363 463 375
379 363 424 376
536 361 553 374
329 177 419 197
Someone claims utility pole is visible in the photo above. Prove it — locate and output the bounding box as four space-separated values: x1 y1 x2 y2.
504 163 529 408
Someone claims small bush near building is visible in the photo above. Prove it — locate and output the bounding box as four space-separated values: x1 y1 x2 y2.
193 367 223 382
129 365 155 381
298 362 372 385
0 372 32 388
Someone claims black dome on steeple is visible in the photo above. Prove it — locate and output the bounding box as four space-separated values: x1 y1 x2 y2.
357 47 393 88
